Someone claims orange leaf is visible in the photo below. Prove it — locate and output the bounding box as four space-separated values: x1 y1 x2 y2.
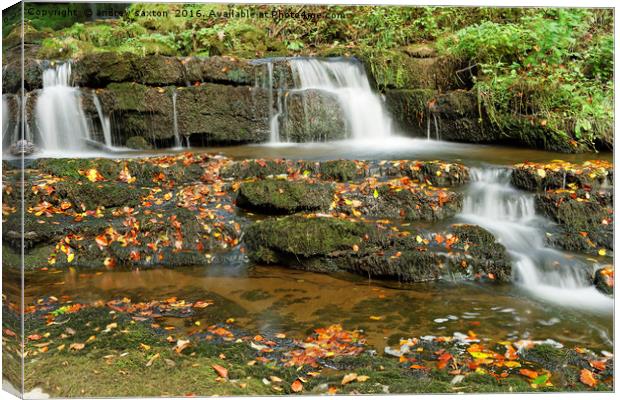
212 364 228 379
589 360 606 371
291 379 303 392
519 369 538 379
580 369 598 387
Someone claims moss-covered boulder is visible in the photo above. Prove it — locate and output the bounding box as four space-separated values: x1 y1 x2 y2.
512 160 613 192
133 55 185 86
236 180 333 214
245 215 366 263
537 189 613 256
74 51 139 87
378 160 469 186
245 215 511 282
53 180 148 210
335 180 463 222
278 89 347 142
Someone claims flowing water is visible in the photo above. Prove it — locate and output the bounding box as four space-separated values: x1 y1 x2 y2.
6 57 614 355
459 168 613 312
265 58 394 143
92 91 112 148
35 63 92 153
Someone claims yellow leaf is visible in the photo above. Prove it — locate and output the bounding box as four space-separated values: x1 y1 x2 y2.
504 361 521 368
373 189 379 198
341 373 358 385
469 351 491 359
536 169 546 178
416 235 423 243
598 249 607 256
369 315 383 321
66 252 75 263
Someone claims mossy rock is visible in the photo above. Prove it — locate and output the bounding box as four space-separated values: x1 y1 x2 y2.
535 190 612 232
125 136 153 150
133 55 184 86
54 180 147 210
74 51 138 87
236 180 334 214
245 215 365 261
385 89 436 133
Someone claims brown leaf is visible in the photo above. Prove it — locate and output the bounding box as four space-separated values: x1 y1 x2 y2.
69 342 85 351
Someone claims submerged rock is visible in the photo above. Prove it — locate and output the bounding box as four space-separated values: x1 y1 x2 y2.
236 180 334 214
245 215 511 283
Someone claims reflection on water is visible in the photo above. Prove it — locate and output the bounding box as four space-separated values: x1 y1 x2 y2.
24 264 613 353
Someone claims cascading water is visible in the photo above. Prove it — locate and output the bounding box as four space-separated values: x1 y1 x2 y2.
171 89 183 148
290 58 393 140
459 167 612 312
266 58 394 143
92 92 112 148
35 62 92 152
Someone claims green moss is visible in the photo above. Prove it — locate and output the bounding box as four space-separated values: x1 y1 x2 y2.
246 215 365 261
236 180 334 214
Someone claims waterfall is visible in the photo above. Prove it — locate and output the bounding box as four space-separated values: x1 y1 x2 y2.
35 62 92 152
92 91 112 148
459 167 612 312
268 58 393 143
290 58 393 140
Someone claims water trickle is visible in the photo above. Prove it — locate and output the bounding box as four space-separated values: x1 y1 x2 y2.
92 91 112 148
460 167 612 312
35 62 92 152
171 89 182 148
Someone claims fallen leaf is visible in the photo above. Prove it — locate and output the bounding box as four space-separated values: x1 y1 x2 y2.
341 373 358 385
212 364 228 379
291 379 303 392
580 369 598 387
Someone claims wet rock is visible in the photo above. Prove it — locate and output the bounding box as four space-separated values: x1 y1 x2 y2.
385 89 436 134
511 160 613 192
278 89 347 142
74 52 139 87
175 84 270 144
188 56 258 86
245 215 511 282
132 55 185 86
53 180 148 210
222 159 468 186
236 180 333 214
125 136 153 150
536 189 613 256
363 50 466 91
378 160 469 187
593 266 614 295
335 180 463 222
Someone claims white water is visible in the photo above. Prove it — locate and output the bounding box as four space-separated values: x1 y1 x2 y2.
459 168 612 313
171 89 183 148
92 91 112 148
35 63 92 152
269 58 393 142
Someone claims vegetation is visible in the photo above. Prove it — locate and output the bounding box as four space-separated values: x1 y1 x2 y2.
438 9 613 150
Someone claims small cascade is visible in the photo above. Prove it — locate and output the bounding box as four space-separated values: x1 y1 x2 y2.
171 89 183 148
35 62 92 152
459 167 612 312
288 58 393 140
92 92 112 148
